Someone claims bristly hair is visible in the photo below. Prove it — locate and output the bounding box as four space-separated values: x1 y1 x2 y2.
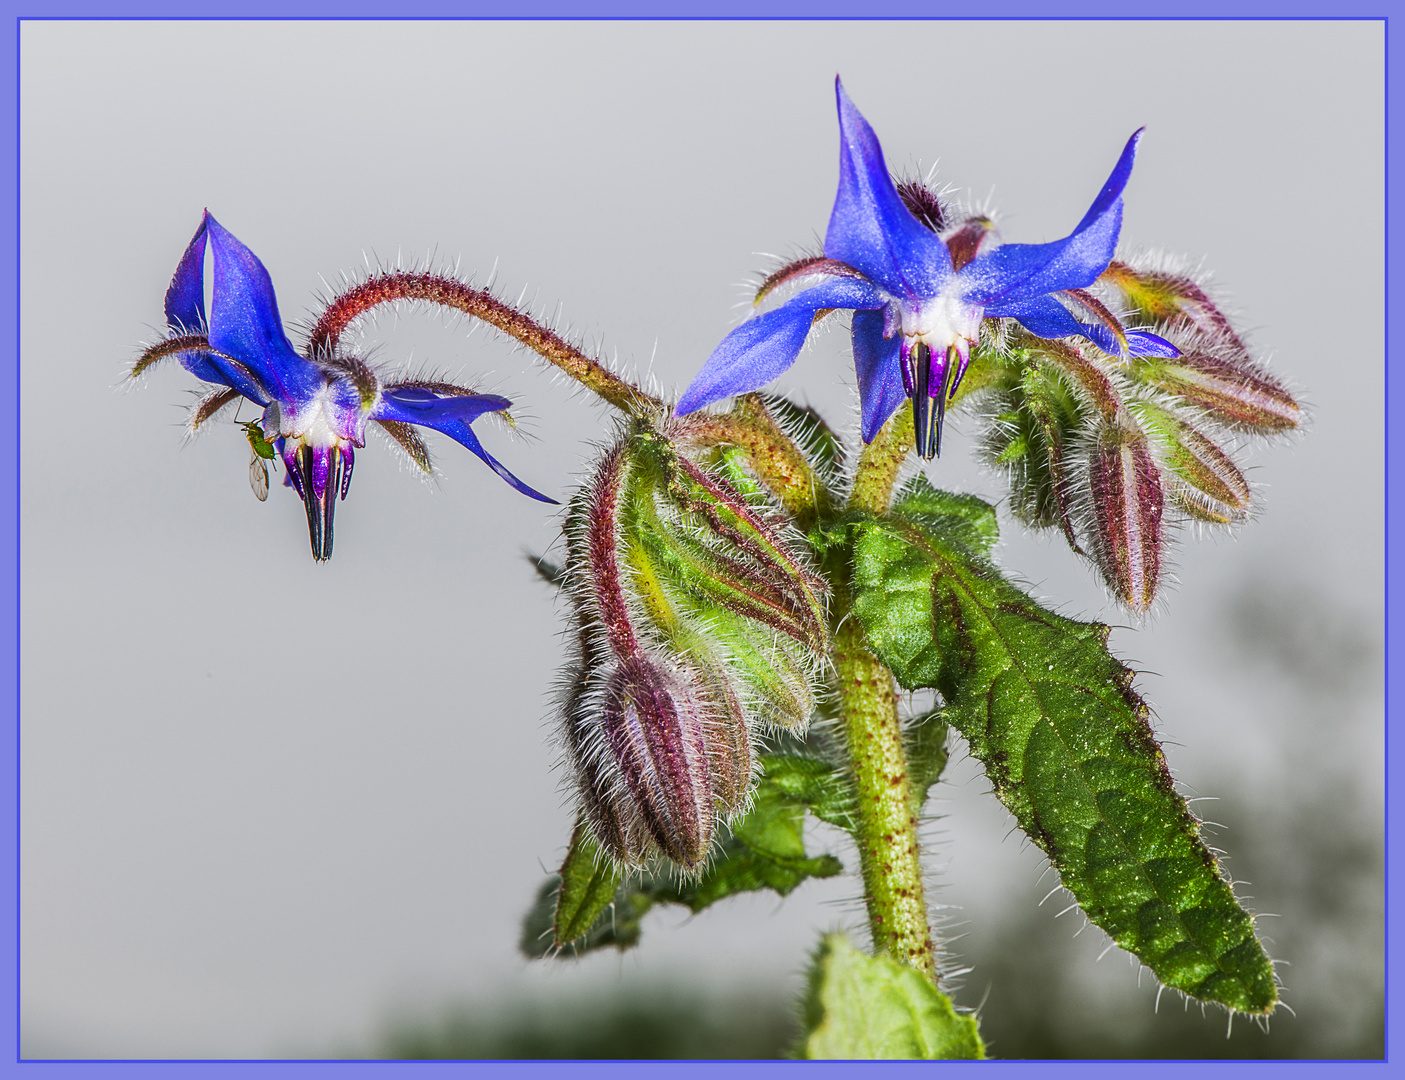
895 177 948 235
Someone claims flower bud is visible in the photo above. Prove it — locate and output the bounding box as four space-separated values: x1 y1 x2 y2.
597 654 717 868
1133 345 1300 432
557 427 824 869
1087 423 1165 613
1100 260 1243 345
1131 401 1251 524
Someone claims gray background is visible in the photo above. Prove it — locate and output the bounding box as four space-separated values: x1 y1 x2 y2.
20 20 1383 1057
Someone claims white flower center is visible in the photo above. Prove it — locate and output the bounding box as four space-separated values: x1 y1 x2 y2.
906 285 984 354
264 384 369 449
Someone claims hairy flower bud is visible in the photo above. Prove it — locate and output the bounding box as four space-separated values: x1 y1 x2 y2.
1132 345 1300 432
1100 260 1243 345
1131 401 1251 524
557 426 825 869
597 654 717 868
1087 423 1165 613
1099 258 1300 433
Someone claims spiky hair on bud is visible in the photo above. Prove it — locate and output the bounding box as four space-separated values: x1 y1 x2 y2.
554 427 827 871
1096 256 1301 434
895 176 949 235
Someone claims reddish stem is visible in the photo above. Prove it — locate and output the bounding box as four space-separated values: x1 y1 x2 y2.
309 271 660 415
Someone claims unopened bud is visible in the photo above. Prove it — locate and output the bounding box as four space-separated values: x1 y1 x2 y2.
1087 423 1165 613
598 654 716 869
1132 401 1251 524
1134 346 1300 432
1101 261 1244 349
558 427 824 869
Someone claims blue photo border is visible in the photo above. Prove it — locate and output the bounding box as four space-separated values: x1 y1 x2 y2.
2 3 1392 1076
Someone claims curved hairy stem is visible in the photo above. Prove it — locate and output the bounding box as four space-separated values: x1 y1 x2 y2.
309 272 661 415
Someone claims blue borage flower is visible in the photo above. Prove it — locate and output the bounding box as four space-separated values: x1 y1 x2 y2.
134 212 552 561
677 78 1179 459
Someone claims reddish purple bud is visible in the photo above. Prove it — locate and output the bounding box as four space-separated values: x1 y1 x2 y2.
1088 425 1165 613
943 215 997 272
597 655 716 869
1137 346 1300 432
895 178 948 235
1101 261 1244 348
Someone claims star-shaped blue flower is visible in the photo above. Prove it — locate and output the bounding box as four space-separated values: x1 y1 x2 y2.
677 78 1177 459
135 211 553 561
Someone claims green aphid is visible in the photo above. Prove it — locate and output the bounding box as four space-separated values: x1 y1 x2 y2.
239 420 276 502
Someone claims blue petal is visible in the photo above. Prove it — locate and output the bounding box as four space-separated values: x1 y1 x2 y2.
164 215 208 333
851 309 905 443
958 129 1143 307
998 295 1179 357
823 78 951 303
204 215 322 406
374 387 556 503
678 275 885 416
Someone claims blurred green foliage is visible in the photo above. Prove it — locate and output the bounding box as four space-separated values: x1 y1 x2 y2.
377 988 798 1060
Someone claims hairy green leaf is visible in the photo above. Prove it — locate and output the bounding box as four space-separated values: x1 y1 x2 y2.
849 496 1278 1015
754 751 856 832
522 754 844 959
554 821 623 944
903 709 949 816
796 933 984 1060
664 772 843 912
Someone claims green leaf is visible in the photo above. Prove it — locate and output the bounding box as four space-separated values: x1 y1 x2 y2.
889 474 999 556
903 709 949 817
849 507 1279 1015
518 822 655 959
661 761 843 912
554 821 623 944
796 933 984 1060
754 751 856 832
522 754 845 959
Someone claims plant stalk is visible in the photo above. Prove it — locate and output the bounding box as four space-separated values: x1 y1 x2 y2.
834 410 936 978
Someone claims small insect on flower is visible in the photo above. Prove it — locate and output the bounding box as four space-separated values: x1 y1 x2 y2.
132 211 554 561
239 419 276 502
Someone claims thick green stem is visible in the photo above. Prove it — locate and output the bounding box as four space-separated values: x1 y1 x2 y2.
849 410 914 515
834 409 935 978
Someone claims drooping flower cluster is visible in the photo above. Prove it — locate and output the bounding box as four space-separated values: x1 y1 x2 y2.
559 425 827 870
133 212 552 561
978 256 1300 610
